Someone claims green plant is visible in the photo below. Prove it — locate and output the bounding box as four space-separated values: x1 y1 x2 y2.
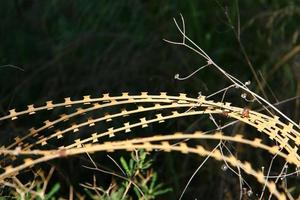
0 1 300 199
1 167 60 200
82 150 171 200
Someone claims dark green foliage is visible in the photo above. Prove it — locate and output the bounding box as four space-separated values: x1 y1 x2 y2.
0 0 299 199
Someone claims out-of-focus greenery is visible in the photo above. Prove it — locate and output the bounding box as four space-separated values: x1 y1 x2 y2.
0 0 299 199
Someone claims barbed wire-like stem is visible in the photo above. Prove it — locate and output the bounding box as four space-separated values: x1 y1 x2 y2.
178 143 221 200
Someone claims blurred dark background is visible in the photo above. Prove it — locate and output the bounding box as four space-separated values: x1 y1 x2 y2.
0 0 299 199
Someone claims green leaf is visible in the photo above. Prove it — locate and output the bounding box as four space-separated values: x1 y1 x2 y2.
149 173 157 191
153 188 173 196
45 183 60 200
120 157 131 176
